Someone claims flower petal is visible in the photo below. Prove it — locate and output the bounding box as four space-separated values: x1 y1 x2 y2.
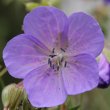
3 34 48 78
62 54 99 95
67 12 104 57
23 6 68 50
98 54 110 88
24 65 67 107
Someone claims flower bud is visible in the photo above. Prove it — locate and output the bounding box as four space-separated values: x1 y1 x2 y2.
2 83 25 109
98 54 110 88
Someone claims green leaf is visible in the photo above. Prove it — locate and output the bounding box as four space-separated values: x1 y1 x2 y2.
1 0 14 5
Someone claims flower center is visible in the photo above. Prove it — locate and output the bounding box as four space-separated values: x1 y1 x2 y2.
48 48 67 71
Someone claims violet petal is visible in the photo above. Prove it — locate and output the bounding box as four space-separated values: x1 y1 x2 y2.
98 54 110 88
62 54 99 95
23 6 68 50
67 12 104 57
24 65 67 107
3 34 48 78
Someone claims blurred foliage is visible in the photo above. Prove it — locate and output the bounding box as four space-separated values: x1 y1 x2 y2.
26 2 40 11
25 0 60 11
0 0 26 109
103 48 110 61
82 88 110 110
91 6 110 37
70 105 80 110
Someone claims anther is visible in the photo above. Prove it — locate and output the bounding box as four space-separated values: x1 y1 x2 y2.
64 61 67 67
52 48 55 53
60 48 65 52
57 66 59 71
49 55 57 58
48 58 52 67
50 61 52 67
52 65 54 69
48 58 51 64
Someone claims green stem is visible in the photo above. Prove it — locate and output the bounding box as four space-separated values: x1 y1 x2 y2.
0 78 5 88
79 94 83 110
0 68 7 78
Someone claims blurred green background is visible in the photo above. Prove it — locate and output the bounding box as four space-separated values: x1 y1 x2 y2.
0 0 110 110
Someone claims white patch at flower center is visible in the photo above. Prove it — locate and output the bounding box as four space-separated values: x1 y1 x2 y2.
48 48 67 71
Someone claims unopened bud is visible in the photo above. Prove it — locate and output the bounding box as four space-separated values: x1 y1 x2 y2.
2 83 25 109
98 54 110 88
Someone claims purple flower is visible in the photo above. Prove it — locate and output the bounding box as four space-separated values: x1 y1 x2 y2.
3 6 104 107
98 54 110 88
104 0 110 4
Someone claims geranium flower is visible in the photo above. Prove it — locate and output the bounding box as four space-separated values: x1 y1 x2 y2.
3 6 104 107
98 54 110 88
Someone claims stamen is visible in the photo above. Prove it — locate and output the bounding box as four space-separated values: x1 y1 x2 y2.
50 61 52 67
48 58 51 64
52 48 55 53
48 48 67 71
60 48 65 52
52 65 54 69
57 66 59 71
64 61 67 67
49 55 57 58
61 57 64 62
48 58 52 67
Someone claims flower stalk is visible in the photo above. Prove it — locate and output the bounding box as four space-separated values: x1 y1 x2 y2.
0 68 7 78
